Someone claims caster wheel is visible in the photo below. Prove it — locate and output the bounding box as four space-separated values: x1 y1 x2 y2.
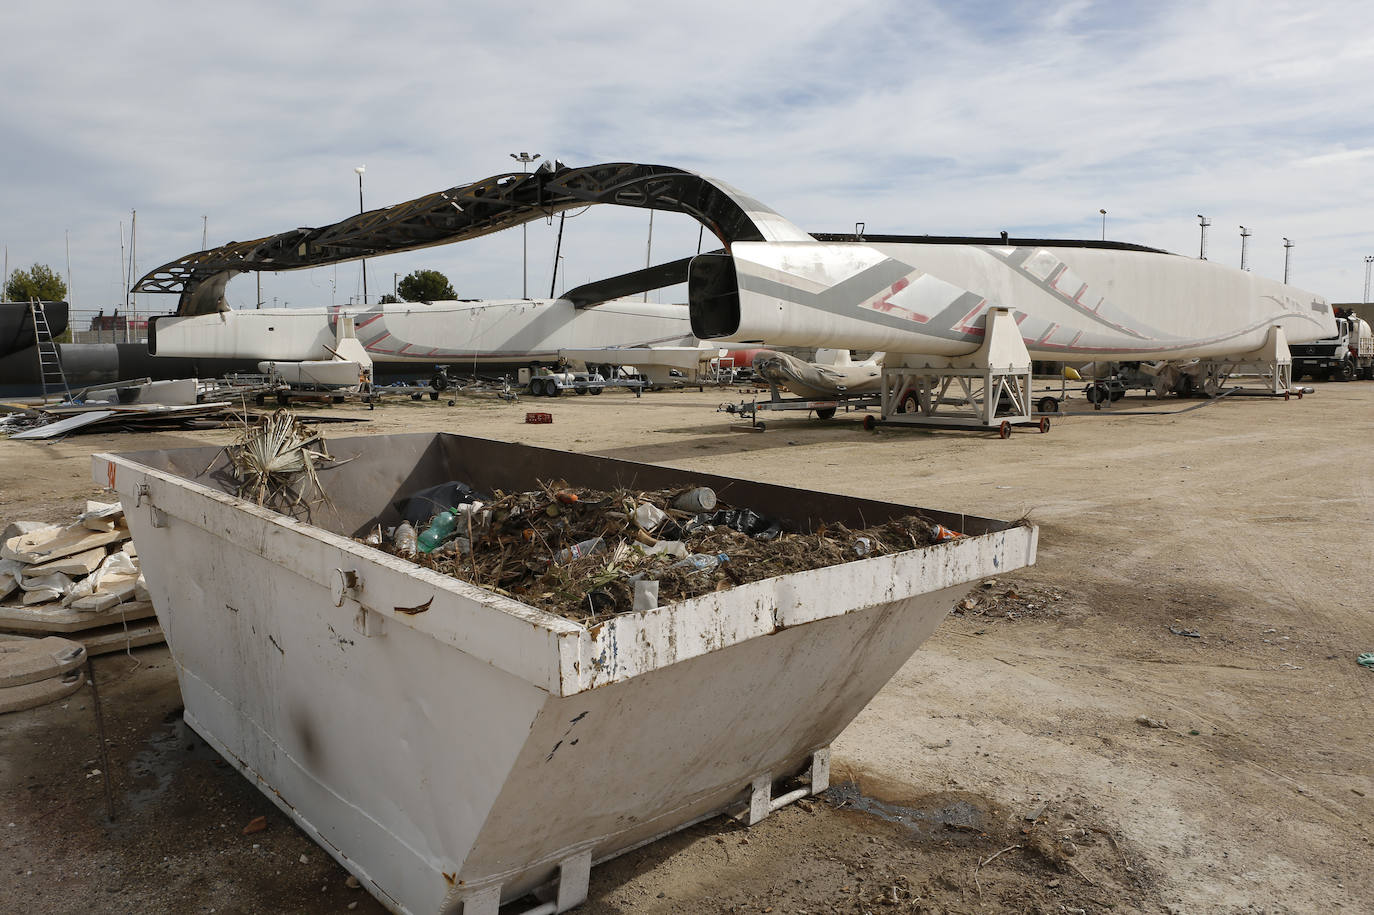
863 414 877 432
1039 417 1050 433
999 420 1012 439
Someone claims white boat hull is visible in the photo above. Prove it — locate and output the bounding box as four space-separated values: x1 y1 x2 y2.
690 240 1335 361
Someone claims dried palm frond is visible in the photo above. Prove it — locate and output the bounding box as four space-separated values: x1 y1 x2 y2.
226 410 333 510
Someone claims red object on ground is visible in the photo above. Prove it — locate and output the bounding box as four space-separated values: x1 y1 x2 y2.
525 412 553 424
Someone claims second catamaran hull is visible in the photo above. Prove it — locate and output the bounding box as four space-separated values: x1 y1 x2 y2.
150 298 695 366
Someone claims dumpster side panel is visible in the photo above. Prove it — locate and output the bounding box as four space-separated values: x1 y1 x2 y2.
458 587 962 903
95 455 580 693
109 469 555 915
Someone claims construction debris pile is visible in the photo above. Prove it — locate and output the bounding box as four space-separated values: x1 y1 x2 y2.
0 503 162 679
368 481 956 620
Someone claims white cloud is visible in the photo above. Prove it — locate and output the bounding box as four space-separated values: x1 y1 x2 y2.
2 0 1372 314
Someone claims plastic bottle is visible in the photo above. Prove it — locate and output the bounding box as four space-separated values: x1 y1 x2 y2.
552 537 606 565
673 552 730 572
673 487 717 513
393 522 418 557
418 510 457 553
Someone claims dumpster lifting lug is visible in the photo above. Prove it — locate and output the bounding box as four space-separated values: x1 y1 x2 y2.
331 568 362 607
134 482 168 528
747 747 831 826
458 849 591 915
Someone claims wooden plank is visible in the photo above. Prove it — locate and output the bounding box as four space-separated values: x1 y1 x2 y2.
1 525 129 564
78 621 164 656
0 599 156 633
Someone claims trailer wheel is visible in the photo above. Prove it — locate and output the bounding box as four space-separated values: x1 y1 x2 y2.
428 391 439 400
1039 417 1050 433
863 414 877 432
430 372 449 392
1037 395 1059 414
589 385 603 395
815 406 837 420
548 380 563 397
411 392 422 401
1085 383 1108 404
900 392 918 415
999 420 1012 439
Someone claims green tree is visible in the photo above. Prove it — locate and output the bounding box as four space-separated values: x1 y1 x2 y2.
4 263 67 303
397 269 456 303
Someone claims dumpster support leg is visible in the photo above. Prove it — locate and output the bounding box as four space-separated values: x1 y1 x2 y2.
748 747 831 826
458 849 591 915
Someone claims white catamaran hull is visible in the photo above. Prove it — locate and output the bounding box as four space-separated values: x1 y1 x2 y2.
151 298 695 367
690 240 1334 361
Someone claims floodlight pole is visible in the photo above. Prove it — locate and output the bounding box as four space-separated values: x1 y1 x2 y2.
1283 238 1293 284
355 166 367 304
1197 215 1210 260
1364 255 1373 304
510 152 541 298
1239 226 1250 271
1099 208 1107 241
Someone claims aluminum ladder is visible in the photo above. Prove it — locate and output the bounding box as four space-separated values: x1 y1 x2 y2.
29 299 70 402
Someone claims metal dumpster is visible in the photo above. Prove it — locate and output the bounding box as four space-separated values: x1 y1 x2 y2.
93 433 1036 914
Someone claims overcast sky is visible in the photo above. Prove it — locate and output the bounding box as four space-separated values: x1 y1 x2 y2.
3 0 1372 314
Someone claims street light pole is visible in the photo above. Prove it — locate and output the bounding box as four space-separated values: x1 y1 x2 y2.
355 165 367 304
1099 208 1106 241
1283 238 1294 284
1197 215 1210 260
1363 255 1373 303
1239 226 1250 271
509 152 541 298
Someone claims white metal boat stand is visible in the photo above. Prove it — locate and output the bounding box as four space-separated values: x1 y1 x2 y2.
1208 325 1302 399
869 307 1047 438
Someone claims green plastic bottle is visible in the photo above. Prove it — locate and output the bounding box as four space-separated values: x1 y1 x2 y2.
417 510 457 553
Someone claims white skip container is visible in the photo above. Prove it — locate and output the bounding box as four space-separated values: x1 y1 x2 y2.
93 433 1036 914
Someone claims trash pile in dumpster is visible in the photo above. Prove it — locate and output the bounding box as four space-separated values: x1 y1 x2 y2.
365 480 960 620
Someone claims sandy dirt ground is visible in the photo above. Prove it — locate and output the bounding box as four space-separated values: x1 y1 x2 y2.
1 380 1371 915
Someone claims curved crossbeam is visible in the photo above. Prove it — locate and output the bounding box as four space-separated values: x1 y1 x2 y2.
134 163 771 315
